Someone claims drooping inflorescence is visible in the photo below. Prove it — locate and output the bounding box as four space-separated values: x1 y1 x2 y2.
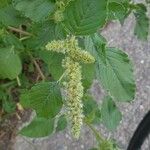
62 57 84 138
46 36 95 138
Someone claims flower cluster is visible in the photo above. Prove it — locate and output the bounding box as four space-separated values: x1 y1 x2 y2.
46 36 95 63
46 36 95 138
46 39 66 53
53 0 75 23
62 57 84 138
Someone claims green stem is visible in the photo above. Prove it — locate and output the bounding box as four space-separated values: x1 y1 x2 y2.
16 76 21 87
57 71 66 83
19 36 31 41
85 121 104 144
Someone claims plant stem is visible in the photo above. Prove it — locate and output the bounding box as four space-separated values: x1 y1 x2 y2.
57 71 66 83
8 26 33 36
19 36 31 41
16 76 21 87
33 59 45 81
85 121 104 144
29 53 46 81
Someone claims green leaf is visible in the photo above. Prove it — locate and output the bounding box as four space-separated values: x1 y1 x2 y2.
2 98 16 113
25 21 65 49
20 117 54 138
2 33 24 50
63 0 108 35
0 0 11 8
101 96 122 131
83 94 101 124
38 50 64 80
13 0 55 22
0 47 22 80
108 2 127 20
91 35 135 101
20 82 63 119
0 5 26 26
82 63 95 90
56 115 67 132
134 4 149 40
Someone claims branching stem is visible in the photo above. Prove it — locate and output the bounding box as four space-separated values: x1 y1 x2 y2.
85 121 104 144
8 26 33 36
28 53 46 81
16 76 21 87
57 71 66 83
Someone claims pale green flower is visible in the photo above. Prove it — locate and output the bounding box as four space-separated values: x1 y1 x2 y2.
62 57 84 138
46 36 95 63
53 10 64 23
45 40 66 53
45 36 95 138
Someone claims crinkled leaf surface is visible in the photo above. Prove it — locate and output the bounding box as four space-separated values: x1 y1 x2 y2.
89 35 135 101
0 5 26 26
56 115 67 132
20 82 63 118
134 4 149 40
13 0 55 22
101 96 122 130
0 47 22 80
20 117 54 138
63 0 108 35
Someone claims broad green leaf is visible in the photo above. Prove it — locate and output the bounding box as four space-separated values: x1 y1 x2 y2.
38 50 64 80
20 82 63 118
91 35 135 101
2 33 24 50
134 4 149 40
101 96 122 131
108 2 127 20
108 0 132 24
0 5 26 26
109 0 130 3
20 117 54 137
83 94 101 124
13 0 55 22
56 115 67 132
63 0 108 35
0 47 22 80
99 139 118 150
0 0 11 8
82 63 95 90
25 21 65 49
2 98 16 113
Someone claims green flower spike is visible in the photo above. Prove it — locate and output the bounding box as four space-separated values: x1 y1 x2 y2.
62 57 84 139
45 36 95 138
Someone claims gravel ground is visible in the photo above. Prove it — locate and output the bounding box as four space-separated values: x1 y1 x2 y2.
13 11 150 150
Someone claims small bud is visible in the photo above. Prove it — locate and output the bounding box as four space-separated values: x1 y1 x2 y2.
53 10 64 23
